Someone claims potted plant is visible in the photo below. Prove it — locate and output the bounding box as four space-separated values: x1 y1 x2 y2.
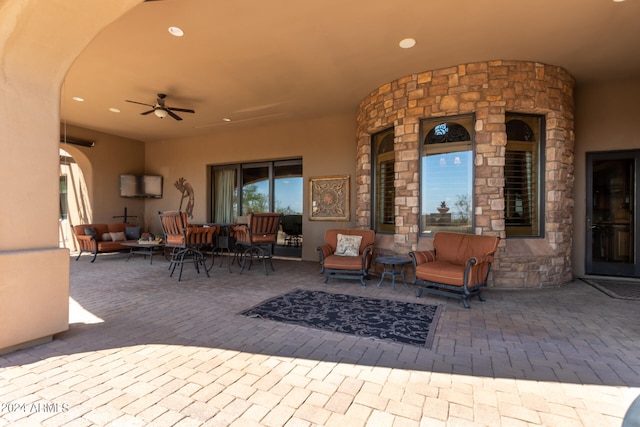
437 201 449 214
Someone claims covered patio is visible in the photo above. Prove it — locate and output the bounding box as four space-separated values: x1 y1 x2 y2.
0 254 638 426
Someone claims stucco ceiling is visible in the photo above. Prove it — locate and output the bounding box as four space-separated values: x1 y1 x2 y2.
61 0 640 142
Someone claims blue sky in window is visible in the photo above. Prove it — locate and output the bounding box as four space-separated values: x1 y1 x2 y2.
248 178 303 214
422 151 472 214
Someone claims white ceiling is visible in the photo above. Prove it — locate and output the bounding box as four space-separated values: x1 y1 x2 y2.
61 0 640 142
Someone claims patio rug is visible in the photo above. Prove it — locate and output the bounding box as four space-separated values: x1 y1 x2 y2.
581 278 640 300
239 289 441 348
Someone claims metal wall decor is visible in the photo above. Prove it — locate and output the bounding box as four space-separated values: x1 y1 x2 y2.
174 177 195 218
309 175 350 221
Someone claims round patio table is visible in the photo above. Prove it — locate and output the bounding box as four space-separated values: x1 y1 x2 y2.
376 256 412 290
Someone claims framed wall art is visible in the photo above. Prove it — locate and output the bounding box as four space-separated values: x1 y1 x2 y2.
309 175 350 221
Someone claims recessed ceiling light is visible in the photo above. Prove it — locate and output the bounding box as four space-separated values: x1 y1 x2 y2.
399 38 416 49
109 108 120 113
168 26 184 37
222 118 232 122
72 96 84 102
613 0 625 2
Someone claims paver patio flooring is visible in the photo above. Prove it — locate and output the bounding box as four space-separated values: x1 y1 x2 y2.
1 253 639 426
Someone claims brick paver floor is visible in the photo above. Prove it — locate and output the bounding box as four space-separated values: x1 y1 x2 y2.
1 252 639 426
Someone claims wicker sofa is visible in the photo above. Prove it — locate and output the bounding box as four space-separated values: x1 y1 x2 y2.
317 229 375 286
73 223 140 262
409 231 500 308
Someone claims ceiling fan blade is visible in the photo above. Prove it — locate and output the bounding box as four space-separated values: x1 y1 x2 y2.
140 109 155 115
168 107 195 114
126 100 155 108
166 109 183 121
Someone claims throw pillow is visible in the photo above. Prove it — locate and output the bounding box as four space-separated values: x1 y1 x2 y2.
84 227 97 237
101 233 112 242
335 233 362 257
125 226 141 240
110 231 126 242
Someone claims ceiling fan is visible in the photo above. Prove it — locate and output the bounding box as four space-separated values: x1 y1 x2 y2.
125 93 195 121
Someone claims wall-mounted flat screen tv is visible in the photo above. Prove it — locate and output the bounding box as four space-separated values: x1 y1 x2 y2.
120 174 163 198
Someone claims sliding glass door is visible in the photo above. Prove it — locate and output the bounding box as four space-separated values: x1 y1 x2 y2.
210 159 303 258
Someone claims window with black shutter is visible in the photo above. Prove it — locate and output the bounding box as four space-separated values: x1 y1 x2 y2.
505 114 544 237
372 128 395 233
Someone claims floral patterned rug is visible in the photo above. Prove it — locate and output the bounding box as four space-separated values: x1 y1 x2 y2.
240 289 441 348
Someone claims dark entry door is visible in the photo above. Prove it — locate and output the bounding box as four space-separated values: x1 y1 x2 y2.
586 151 638 276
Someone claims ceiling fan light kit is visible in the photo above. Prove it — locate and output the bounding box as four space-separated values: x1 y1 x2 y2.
154 109 168 119
125 93 195 121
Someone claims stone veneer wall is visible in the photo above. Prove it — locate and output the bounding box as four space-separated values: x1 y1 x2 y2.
356 60 575 288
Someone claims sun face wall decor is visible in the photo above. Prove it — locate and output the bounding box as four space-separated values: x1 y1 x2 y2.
309 175 350 221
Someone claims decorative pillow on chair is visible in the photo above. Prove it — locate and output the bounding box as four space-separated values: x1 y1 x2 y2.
335 233 362 257
110 231 126 242
101 233 112 242
84 227 97 237
125 226 141 240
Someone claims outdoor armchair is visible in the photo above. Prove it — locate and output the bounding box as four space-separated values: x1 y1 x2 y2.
317 229 375 286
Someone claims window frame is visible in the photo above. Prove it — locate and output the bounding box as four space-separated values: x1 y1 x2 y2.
371 128 396 234
210 158 303 223
419 114 475 236
504 113 545 238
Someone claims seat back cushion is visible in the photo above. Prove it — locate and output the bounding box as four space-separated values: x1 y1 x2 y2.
324 229 375 253
125 226 141 240
433 232 499 265
73 224 108 237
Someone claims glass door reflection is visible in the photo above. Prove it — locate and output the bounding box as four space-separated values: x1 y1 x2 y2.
587 153 636 276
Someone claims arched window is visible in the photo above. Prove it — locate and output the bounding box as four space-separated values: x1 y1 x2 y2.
372 128 395 233
420 115 474 235
505 114 544 237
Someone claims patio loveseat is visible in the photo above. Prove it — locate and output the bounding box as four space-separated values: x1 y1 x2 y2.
73 223 140 262
409 231 500 308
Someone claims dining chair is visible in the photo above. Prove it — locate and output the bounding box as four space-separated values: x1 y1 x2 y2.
158 211 210 281
235 212 283 275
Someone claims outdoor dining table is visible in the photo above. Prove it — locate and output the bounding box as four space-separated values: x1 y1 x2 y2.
202 221 247 272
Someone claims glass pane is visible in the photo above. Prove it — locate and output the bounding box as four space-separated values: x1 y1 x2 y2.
373 128 395 233
275 163 303 249
59 175 68 220
242 166 270 214
376 159 395 231
592 158 634 264
421 151 473 234
274 163 303 215
505 115 542 237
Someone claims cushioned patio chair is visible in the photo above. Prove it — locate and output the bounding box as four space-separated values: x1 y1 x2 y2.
409 231 500 308
158 211 210 281
235 212 283 275
317 229 375 286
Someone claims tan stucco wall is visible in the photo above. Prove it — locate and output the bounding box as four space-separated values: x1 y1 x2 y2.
65 113 357 262
572 77 640 277
62 125 146 226
144 113 357 261
0 0 139 352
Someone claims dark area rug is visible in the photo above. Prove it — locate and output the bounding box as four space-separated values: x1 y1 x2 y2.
582 278 640 300
240 289 441 348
